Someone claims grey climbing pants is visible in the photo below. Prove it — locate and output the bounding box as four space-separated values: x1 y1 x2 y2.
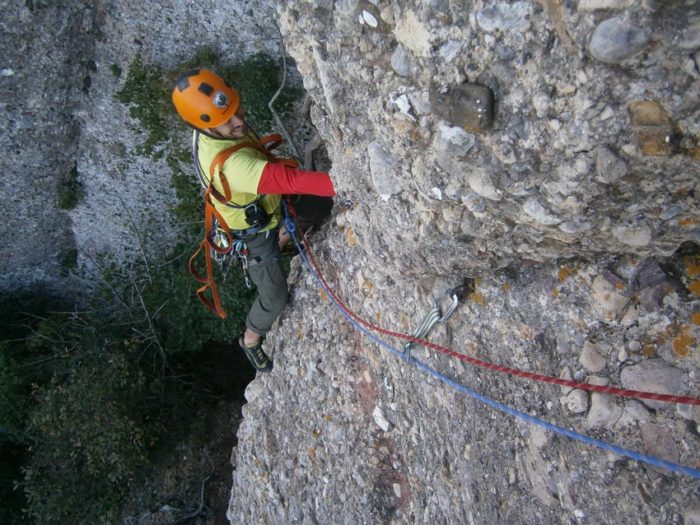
243 229 288 336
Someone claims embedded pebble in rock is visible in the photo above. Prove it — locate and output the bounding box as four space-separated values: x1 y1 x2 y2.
641 423 679 466
367 142 401 198
467 169 501 201
559 366 574 396
676 404 700 425
372 405 391 432
589 17 650 64
612 223 652 248
476 2 531 33
579 341 607 373
687 504 700 525
628 100 674 156
590 275 629 321
390 45 412 77
595 146 628 184
578 0 635 10
587 393 622 427
433 124 477 177
564 389 589 414
430 83 495 132
620 360 687 410
623 400 651 424
523 198 561 226
393 10 431 58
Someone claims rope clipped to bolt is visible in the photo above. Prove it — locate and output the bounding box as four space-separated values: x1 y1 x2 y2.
266 20 700 407
282 207 700 479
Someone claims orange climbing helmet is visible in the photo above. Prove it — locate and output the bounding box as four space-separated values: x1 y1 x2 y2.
172 69 240 128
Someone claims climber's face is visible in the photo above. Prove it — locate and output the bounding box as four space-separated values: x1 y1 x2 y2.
211 107 247 139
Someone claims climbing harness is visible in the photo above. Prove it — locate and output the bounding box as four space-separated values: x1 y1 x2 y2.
188 132 297 319
282 216 700 479
402 280 475 356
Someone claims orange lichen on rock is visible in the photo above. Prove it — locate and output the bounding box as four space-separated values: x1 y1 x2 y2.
685 256 700 278
558 266 573 281
642 345 656 357
344 226 359 247
672 325 696 358
501 281 510 293
552 288 560 298
678 217 699 227
692 312 700 326
471 292 486 305
689 281 700 296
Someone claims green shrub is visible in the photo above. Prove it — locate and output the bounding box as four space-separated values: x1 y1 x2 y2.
116 55 172 155
57 163 84 210
23 348 149 524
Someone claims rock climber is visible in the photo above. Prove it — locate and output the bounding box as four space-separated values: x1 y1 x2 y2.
171 68 335 372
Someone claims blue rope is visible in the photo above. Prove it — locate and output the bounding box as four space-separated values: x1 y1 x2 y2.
285 212 700 479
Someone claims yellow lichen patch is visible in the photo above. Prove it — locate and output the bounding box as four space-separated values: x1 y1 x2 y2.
308 447 317 460
642 345 656 357
360 279 375 297
501 281 510 293
345 226 359 247
692 312 700 326
615 282 625 290
690 281 700 296
552 288 559 299
684 256 700 278
672 325 696 358
319 289 329 303
323 414 333 422
558 266 573 281
470 292 486 305
678 217 699 227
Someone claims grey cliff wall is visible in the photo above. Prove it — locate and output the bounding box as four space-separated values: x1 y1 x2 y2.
0 0 281 297
229 1 700 524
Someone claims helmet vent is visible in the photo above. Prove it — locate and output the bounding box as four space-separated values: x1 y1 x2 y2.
200 114 211 123
198 83 213 96
175 69 199 92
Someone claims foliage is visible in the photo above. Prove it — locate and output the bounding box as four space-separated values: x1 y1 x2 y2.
116 55 172 155
220 52 304 133
57 163 84 210
0 49 308 524
110 63 122 78
23 346 149 525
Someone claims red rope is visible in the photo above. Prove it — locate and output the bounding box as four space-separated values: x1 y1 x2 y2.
298 227 700 407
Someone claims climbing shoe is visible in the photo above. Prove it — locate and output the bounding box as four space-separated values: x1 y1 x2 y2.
238 336 272 372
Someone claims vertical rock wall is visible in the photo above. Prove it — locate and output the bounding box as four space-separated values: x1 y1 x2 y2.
0 1 95 296
229 1 700 523
0 0 282 296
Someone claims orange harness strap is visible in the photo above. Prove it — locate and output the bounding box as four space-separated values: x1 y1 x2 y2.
188 134 297 319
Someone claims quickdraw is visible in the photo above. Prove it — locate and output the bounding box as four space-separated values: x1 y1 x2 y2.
403 280 475 357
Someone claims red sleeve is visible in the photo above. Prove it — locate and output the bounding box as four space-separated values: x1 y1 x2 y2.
257 162 336 196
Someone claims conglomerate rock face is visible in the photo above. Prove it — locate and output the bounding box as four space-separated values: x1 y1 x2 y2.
229 1 700 523
2 0 699 522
